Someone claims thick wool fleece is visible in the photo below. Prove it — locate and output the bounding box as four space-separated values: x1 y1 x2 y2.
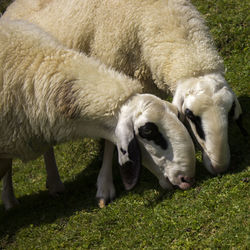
0 19 142 161
3 0 224 94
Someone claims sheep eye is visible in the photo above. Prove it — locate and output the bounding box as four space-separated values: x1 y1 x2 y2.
139 123 155 138
185 109 195 121
141 127 152 136
138 122 168 150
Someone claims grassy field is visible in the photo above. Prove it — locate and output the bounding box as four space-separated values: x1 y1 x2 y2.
0 0 249 248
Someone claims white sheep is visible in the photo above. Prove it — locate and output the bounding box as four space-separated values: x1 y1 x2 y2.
0 19 195 210
3 0 244 175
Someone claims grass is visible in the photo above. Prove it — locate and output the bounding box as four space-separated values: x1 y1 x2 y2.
0 0 249 248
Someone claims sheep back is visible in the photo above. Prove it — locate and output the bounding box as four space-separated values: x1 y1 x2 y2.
3 0 225 93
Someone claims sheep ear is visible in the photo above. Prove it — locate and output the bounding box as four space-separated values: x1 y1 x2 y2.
172 90 185 121
229 96 242 120
115 117 141 191
232 98 249 137
166 102 179 117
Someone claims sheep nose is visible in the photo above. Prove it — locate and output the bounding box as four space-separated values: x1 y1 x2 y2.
180 176 195 184
178 175 195 190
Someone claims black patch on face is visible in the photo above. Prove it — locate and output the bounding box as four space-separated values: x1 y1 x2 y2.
120 148 126 155
138 122 168 150
119 136 141 191
185 109 205 140
184 117 202 151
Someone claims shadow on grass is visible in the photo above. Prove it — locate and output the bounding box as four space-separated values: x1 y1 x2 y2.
0 150 171 240
0 152 202 240
0 155 102 239
228 95 250 173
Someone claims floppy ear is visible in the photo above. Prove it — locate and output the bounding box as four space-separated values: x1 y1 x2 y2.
115 114 141 191
232 97 242 120
230 97 248 137
172 89 185 121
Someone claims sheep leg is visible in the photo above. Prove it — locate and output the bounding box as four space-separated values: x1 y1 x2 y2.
0 158 12 179
96 140 116 208
44 147 65 196
0 159 19 210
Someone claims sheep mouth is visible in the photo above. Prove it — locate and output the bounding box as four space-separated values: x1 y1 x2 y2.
178 182 192 190
170 177 195 190
177 177 195 190
172 182 193 190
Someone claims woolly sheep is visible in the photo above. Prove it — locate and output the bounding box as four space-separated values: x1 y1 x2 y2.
3 0 244 175
0 19 195 209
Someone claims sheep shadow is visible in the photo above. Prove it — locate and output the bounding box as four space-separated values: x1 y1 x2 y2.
0 155 102 240
0 145 167 240
0 147 201 240
228 95 250 173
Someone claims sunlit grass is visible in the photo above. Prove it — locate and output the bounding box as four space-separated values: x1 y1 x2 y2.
0 0 249 248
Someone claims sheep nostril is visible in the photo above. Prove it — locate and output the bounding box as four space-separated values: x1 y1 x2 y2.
179 176 195 184
181 177 187 183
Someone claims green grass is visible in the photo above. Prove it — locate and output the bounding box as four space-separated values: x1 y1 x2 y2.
0 0 249 248
0 0 10 15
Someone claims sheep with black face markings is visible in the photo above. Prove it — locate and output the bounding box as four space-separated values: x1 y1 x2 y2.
0 19 195 210
2 0 244 176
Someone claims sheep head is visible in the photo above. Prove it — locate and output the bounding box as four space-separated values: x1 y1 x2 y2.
115 94 196 191
173 73 243 175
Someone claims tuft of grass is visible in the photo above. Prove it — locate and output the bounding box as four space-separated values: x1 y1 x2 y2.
0 0 249 249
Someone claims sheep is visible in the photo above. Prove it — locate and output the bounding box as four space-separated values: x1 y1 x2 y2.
4 0 244 174
2 0 244 176
0 19 196 210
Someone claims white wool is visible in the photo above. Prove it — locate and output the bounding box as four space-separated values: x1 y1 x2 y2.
0 19 142 161
2 0 224 92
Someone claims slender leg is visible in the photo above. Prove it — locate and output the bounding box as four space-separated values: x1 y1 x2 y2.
43 147 65 195
96 140 116 208
0 158 12 179
1 158 19 210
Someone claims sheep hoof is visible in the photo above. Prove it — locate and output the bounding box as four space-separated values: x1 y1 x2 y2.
46 179 65 196
98 198 106 208
96 181 116 208
97 197 112 208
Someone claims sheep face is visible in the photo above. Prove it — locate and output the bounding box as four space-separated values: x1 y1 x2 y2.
173 73 242 175
116 94 195 191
